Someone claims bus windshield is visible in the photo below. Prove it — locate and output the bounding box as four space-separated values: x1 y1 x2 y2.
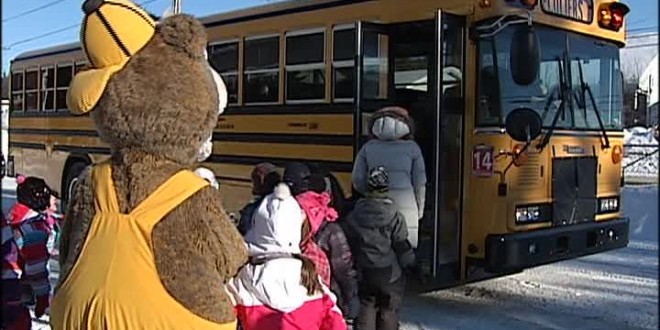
477 25 624 130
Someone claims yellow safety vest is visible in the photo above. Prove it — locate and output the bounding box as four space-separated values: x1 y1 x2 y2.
50 161 237 330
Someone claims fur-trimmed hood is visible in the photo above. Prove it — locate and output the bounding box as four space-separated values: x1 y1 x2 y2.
367 107 414 141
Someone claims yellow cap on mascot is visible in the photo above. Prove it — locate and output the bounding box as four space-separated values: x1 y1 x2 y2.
67 0 156 114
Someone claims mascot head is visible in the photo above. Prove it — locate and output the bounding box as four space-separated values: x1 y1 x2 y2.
67 0 227 164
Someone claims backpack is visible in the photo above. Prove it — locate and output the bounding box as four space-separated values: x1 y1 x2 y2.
236 197 263 236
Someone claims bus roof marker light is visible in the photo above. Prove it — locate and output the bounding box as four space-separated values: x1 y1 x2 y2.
598 2 630 32
520 0 538 9
611 145 623 164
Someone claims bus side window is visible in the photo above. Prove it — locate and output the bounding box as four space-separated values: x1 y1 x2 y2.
11 71 24 112
285 28 326 102
24 70 39 111
243 35 280 104
332 26 355 102
56 65 73 110
208 41 239 105
41 66 55 111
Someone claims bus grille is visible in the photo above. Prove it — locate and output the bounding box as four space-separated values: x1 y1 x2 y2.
551 157 597 226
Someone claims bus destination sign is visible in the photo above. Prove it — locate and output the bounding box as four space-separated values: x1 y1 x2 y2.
541 0 594 23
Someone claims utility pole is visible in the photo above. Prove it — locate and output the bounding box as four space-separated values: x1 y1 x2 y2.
172 0 181 14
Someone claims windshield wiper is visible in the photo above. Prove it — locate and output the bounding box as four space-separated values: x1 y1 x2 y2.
537 57 569 150
575 59 611 149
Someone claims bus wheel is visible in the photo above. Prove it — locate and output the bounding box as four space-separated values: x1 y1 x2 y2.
62 162 88 214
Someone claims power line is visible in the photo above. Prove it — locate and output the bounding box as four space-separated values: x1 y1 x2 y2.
2 0 161 51
2 0 68 23
2 24 79 50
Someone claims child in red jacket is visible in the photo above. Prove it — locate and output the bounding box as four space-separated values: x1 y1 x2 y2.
7 176 53 323
228 183 347 330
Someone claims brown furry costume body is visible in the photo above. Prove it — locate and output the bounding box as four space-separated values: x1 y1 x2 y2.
57 14 247 323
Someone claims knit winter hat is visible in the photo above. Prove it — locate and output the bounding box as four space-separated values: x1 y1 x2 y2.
251 162 280 196
244 183 304 256
367 166 389 193
16 176 52 212
283 162 311 196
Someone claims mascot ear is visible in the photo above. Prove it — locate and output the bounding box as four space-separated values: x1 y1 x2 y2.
159 14 207 59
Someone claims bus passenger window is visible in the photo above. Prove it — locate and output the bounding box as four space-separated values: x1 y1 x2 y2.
208 41 239 104
41 67 55 111
56 65 73 110
243 36 280 104
24 70 39 111
285 29 326 102
11 71 24 112
332 27 355 101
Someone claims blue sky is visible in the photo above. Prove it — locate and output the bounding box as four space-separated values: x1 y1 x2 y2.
1 0 658 73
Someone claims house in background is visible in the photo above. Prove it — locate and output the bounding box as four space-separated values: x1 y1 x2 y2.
637 54 659 126
621 32 659 127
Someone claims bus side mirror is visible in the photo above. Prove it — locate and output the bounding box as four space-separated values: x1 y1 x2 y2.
510 25 540 86
505 107 542 143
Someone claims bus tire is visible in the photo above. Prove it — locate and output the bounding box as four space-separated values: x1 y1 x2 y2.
62 161 88 214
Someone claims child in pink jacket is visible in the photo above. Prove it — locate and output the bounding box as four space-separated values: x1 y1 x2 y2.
227 183 347 330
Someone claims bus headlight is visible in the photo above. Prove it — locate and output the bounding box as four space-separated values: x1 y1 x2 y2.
598 196 620 214
515 203 552 225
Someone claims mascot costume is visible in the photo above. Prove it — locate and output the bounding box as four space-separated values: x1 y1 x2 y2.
50 0 248 328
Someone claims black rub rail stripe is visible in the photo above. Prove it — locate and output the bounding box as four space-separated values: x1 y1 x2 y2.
212 133 353 146
10 104 355 117
204 0 373 28
96 10 132 58
10 143 354 172
10 110 86 118
9 142 111 155
216 175 252 183
207 155 353 172
222 104 354 115
9 128 353 146
10 128 100 137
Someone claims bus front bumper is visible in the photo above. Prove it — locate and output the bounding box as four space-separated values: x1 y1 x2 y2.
484 218 629 273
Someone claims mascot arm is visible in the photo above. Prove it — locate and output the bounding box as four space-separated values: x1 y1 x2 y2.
57 166 96 290
152 186 247 323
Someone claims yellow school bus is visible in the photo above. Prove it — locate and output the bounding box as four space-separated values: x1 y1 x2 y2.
8 0 630 288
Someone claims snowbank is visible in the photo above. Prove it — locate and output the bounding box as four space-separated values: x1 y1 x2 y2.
623 127 659 183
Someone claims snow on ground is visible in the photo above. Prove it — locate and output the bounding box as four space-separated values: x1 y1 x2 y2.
400 184 658 330
624 127 659 183
2 184 657 330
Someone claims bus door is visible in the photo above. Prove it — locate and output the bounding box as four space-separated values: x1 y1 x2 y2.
430 11 466 281
355 14 466 282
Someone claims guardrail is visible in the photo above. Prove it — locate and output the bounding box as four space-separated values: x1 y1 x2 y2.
623 144 659 184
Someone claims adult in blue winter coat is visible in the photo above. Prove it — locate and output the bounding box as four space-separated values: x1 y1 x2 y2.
351 106 427 248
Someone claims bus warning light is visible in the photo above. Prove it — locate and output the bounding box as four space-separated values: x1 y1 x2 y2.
598 2 629 32
611 145 623 164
